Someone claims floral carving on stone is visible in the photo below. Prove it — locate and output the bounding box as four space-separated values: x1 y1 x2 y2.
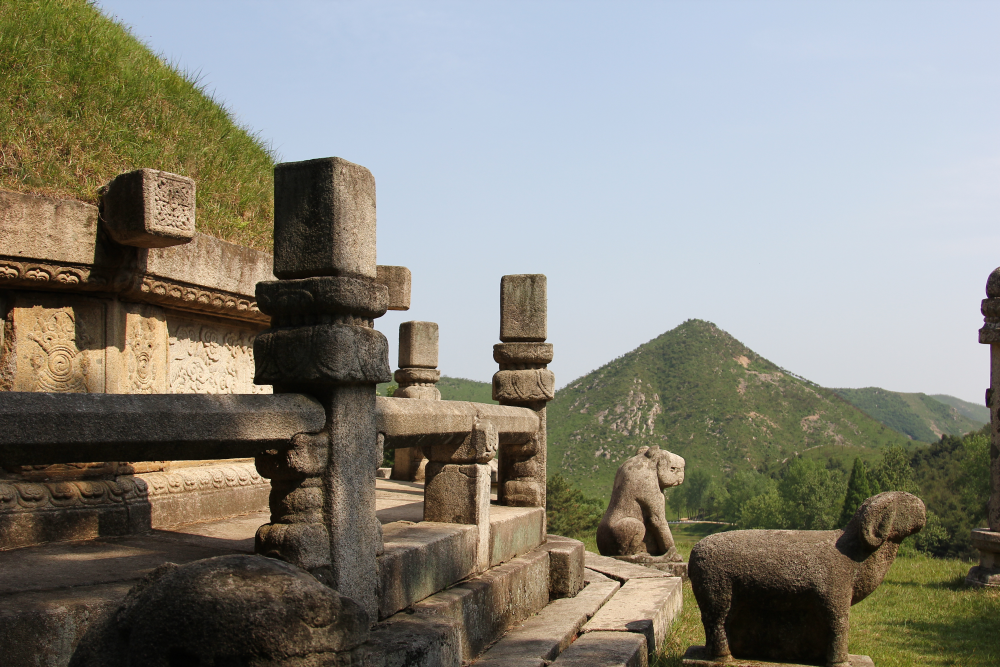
168 318 270 394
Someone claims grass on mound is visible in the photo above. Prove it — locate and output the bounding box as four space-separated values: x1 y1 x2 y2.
0 0 275 250
652 525 1000 666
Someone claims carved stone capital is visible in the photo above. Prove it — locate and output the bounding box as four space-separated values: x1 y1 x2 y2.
253 323 391 386
982 298 1000 344
256 276 388 321
393 367 441 385
492 368 555 403
493 342 553 367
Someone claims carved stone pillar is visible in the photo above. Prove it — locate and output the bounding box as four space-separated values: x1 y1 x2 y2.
968 267 1000 587
391 321 440 481
252 157 392 618
493 274 554 511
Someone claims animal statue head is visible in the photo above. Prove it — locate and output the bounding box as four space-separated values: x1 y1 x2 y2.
850 490 926 549
636 445 685 490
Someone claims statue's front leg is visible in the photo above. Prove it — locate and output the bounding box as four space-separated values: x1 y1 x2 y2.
825 597 852 667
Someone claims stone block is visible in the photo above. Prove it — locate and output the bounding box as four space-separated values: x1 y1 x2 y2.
424 419 498 465
585 568 613 584
398 320 438 368
365 616 462 667
490 505 546 567
681 646 874 667
253 323 391 386
273 157 377 280
410 547 550 661
376 265 411 311
584 577 683 662
542 534 586 599
2 292 106 393
394 385 441 400
584 551 671 583
377 521 479 619
0 189 100 265
424 463 491 571
102 168 196 247
475 580 620 666
494 342 553 365
493 368 556 402
551 631 648 667
500 274 546 342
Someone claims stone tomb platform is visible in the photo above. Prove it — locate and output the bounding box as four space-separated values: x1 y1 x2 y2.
1 479 684 666
682 646 875 667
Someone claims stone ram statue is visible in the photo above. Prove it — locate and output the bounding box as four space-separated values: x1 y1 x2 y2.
596 445 685 561
689 491 926 667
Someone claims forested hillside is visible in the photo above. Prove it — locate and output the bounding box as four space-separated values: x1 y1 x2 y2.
548 319 912 500
833 387 984 442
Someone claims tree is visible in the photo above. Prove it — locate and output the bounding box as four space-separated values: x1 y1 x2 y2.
739 489 785 529
838 458 873 527
777 458 846 530
960 432 991 525
869 446 916 494
721 471 777 523
546 474 605 539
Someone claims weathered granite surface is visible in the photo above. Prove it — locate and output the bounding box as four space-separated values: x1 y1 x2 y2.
101 168 196 248
689 491 925 666
597 445 685 561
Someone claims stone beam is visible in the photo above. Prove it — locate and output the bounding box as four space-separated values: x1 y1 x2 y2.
0 392 325 466
376 396 539 450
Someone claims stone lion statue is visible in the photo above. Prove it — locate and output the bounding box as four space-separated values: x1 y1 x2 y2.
596 445 685 561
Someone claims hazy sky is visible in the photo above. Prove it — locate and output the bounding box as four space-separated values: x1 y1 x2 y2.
96 1 1000 403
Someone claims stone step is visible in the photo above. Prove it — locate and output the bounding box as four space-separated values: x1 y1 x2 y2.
551 631 648 667
472 579 620 667
681 646 875 667
377 505 546 619
583 575 683 663
370 546 552 665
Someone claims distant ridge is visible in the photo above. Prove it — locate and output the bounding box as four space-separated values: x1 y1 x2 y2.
930 394 989 425
547 319 912 500
832 388 985 443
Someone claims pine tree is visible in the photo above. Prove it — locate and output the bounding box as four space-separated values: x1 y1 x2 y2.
839 458 873 527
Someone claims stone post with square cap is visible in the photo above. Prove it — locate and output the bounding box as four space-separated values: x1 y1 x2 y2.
969 267 1000 587
253 157 393 619
493 274 554 510
390 321 440 481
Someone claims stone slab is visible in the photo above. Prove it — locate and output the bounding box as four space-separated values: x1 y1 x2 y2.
0 189 100 266
365 615 462 667
551 630 648 667
377 396 539 450
377 521 478 620
490 505 546 567
681 646 875 667
0 515 260 666
584 551 671 582
584 577 683 661
0 392 325 466
475 580 620 666
585 568 614 583
410 547 550 661
542 534 586 598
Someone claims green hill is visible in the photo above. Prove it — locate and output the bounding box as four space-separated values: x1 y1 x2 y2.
930 394 989 425
437 376 496 404
548 319 913 501
1 0 274 250
832 388 984 443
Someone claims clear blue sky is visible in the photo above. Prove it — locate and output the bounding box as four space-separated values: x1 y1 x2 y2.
97 1 1000 403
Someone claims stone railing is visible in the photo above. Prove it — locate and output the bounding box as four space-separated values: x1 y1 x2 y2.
0 156 555 623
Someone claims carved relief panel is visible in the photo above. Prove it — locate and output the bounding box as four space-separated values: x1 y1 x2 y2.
106 303 168 394
167 316 270 394
5 293 105 393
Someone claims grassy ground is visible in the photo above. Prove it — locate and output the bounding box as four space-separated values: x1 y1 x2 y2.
648 525 1000 666
0 0 275 250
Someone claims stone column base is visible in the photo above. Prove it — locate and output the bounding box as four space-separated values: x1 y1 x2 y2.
967 528 1000 587
682 646 874 666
